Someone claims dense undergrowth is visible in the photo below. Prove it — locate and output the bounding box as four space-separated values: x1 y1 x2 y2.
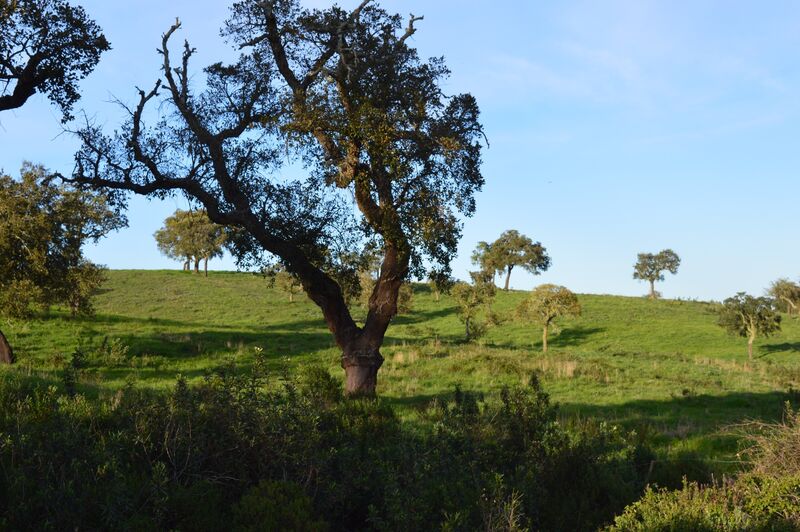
0 360 657 531
2 361 799 530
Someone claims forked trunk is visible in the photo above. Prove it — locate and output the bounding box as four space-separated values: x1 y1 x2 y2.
504 266 512 291
182 259 190 271
542 325 549 353
0 329 14 364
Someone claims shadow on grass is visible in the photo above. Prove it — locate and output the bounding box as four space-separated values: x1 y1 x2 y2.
550 326 606 348
760 342 800 355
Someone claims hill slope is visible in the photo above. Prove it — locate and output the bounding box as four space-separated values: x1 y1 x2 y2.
4 269 800 465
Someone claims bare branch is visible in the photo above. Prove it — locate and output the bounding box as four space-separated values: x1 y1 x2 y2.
398 14 424 45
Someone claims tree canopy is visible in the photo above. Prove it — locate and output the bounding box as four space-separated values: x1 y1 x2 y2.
472 230 550 290
0 163 123 362
68 0 484 395
768 278 800 317
717 292 781 360
633 249 680 299
154 209 228 276
516 284 581 353
0 0 109 120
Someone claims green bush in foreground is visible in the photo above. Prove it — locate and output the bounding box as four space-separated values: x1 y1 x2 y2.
609 405 800 531
608 475 800 531
0 366 653 531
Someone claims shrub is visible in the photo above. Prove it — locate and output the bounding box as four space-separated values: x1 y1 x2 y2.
0 368 654 530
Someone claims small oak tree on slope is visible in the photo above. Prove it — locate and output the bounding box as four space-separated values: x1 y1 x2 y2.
768 278 800 317
0 0 109 120
717 293 781 361
633 249 680 299
473 230 550 290
452 270 496 341
68 0 485 396
516 284 581 353
155 209 227 276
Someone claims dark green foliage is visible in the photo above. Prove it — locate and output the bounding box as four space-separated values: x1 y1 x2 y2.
0 0 110 120
0 369 653 531
0 163 123 318
233 480 329 531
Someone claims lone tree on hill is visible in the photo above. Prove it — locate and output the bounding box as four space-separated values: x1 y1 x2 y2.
516 284 581 353
0 0 109 120
768 278 800 317
452 270 496 341
717 293 781 361
633 249 680 299
473 230 550 290
154 209 227 276
0 163 123 363
274 268 303 302
67 0 484 395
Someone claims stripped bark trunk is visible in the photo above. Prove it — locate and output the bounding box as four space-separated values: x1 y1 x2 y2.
0 329 14 364
542 325 549 353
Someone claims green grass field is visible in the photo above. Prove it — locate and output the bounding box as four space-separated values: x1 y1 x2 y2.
4 269 800 471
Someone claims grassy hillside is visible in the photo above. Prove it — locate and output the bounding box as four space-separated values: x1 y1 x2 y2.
4 269 800 468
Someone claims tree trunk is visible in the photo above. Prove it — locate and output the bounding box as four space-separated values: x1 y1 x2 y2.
182 258 190 271
0 328 14 364
204 257 208 277
748 335 755 361
504 266 512 291
542 325 548 353
193 257 200 273
649 280 656 299
464 316 471 341
341 334 384 397
288 291 294 303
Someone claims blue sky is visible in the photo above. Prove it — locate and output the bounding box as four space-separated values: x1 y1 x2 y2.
1 0 799 301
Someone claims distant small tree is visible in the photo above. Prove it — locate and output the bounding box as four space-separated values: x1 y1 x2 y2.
0 0 110 120
427 273 454 303
275 270 302 302
473 230 550 290
717 293 781 361
154 209 227 276
516 284 581 353
0 163 122 362
633 249 680 299
452 270 496 341
768 278 800 317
